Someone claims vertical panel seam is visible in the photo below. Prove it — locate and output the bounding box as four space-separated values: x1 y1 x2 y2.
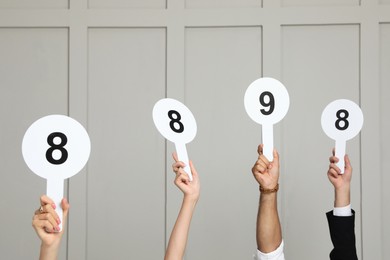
164 25 168 255
358 22 363 260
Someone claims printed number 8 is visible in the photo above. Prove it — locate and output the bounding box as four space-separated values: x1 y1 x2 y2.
335 109 349 131
46 132 68 165
168 110 184 133
259 91 275 115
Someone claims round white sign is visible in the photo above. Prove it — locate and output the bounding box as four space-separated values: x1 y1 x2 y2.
152 98 197 144
244 77 290 125
321 99 364 141
22 115 91 180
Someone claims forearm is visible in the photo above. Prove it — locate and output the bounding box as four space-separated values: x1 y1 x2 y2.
256 192 282 253
334 185 350 208
39 243 60 260
165 196 197 260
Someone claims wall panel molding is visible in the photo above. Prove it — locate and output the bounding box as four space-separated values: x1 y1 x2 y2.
0 0 389 259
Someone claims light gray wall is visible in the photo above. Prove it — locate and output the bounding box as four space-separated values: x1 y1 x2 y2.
281 24 361 259
0 28 69 259
380 23 390 258
0 0 389 259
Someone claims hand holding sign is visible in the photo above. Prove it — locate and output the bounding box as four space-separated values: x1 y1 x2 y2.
244 78 290 161
321 99 363 173
153 98 197 181
22 115 91 231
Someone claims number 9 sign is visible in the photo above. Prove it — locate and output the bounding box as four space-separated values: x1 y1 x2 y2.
22 115 91 231
321 99 363 173
153 98 197 181
244 77 290 161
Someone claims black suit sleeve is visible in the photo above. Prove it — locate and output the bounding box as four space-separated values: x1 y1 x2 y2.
326 210 358 260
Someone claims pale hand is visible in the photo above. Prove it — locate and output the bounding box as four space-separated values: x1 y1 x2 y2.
172 153 200 201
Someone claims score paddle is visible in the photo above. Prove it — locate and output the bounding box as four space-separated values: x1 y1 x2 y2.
22 115 91 231
321 99 363 173
153 98 197 181
244 77 290 161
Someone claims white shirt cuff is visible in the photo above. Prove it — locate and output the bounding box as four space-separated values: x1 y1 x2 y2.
333 204 352 216
254 240 285 260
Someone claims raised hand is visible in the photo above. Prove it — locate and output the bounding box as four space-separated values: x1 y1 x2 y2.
252 144 280 190
172 153 200 201
32 195 69 260
327 149 352 207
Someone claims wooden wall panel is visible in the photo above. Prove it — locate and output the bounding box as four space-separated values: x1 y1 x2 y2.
281 24 361 260
0 0 68 9
0 28 68 259
88 0 165 9
380 23 390 258
86 28 166 260
185 0 261 9
176 26 262 259
282 0 359 7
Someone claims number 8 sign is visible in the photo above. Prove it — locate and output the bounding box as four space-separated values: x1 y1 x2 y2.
321 99 364 173
153 98 197 181
22 115 91 231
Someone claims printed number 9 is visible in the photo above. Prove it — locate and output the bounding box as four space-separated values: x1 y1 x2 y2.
46 132 68 165
168 110 184 133
259 91 275 115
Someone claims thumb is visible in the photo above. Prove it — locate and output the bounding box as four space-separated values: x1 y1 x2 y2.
189 160 199 181
61 198 70 230
344 154 352 171
172 152 179 162
272 149 279 166
257 144 264 156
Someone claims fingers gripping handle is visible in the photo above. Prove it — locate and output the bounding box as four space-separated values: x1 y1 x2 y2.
262 124 274 161
47 178 64 232
175 143 193 181
335 140 346 174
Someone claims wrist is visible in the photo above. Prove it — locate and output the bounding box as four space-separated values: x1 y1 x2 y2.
259 183 279 194
260 190 277 202
40 241 60 260
335 183 350 193
41 239 60 249
183 194 199 204
334 186 350 207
